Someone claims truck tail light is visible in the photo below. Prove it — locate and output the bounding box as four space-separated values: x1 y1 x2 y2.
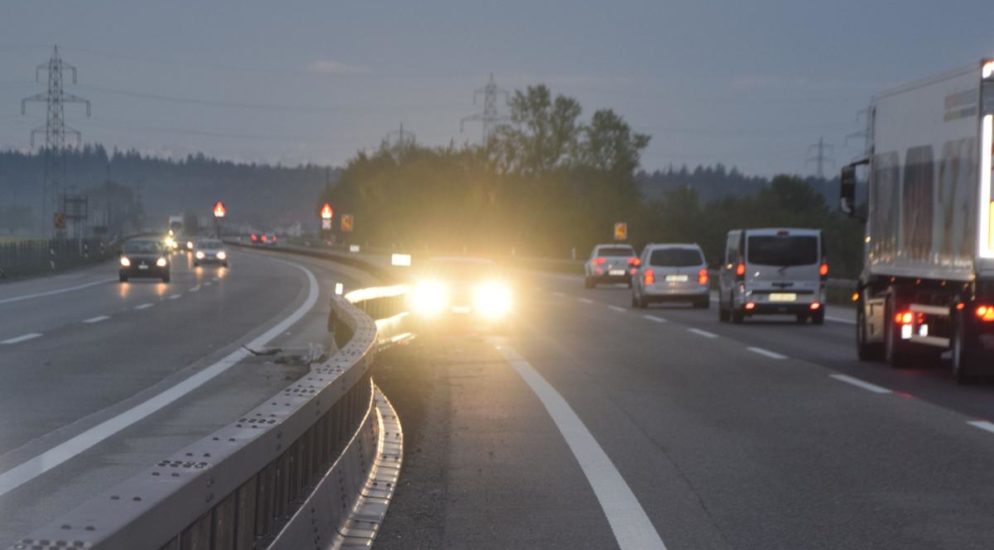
745 302 756 310
644 269 655 285
976 305 994 322
894 311 914 325
810 302 822 310
735 263 746 279
819 263 829 278
697 268 709 286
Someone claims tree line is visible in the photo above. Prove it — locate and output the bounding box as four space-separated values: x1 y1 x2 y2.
321 83 864 278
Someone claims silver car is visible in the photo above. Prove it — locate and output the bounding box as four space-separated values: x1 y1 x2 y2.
631 244 710 308
193 238 229 267
584 244 637 288
718 228 826 324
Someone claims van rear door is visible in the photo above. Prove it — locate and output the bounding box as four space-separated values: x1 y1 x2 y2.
744 231 821 298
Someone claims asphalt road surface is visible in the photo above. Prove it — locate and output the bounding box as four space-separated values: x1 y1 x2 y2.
0 248 374 546
374 270 994 549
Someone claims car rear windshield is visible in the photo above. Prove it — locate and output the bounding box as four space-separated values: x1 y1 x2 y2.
747 235 818 266
596 247 634 257
649 248 703 267
123 241 161 254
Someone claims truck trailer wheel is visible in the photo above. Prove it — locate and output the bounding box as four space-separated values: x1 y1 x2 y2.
856 306 883 361
952 311 979 385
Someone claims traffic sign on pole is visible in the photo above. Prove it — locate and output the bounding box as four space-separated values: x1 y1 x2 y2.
320 203 334 220
341 214 354 233
614 222 628 241
213 201 226 219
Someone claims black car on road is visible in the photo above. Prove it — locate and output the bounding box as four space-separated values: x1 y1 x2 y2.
119 239 171 283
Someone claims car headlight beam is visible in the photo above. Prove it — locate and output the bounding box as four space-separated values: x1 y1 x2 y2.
156 257 168 267
195 251 205 259
216 251 227 260
473 281 512 320
120 256 131 267
411 279 449 317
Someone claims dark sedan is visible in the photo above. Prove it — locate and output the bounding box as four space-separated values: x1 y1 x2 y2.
119 240 171 283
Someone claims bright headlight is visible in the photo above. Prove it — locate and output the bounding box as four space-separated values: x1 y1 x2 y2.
473 281 512 320
195 251 205 259
156 257 168 267
120 256 131 267
186 241 193 250
164 237 176 248
216 251 227 260
411 279 449 317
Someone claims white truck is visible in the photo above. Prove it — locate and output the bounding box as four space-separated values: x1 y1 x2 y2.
841 59 994 382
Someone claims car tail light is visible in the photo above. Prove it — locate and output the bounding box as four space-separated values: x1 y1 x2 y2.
593 257 606 265
261 235 269 243
976 305 994 322
644 269 655 285
809 302 821 310
745 302 756 310
894 311 914 325
628 257 641 267
735 262 746 279
697 268 709 286
819 263 829 279
250 233 258 242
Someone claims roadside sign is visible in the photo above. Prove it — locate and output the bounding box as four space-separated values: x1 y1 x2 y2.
213 201 226 218
341 214 354 233
614 222 628 241
321 218 332 230
320 203 334 220
53 212 65 230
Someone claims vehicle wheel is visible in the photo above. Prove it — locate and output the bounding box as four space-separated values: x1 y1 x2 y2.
884 294 912 368
584 277 594 289
811 309 825 325
630 293 639 308
193 261 200 267
223 262 229 268
952 311 978 385
796 313 809 324
638 295 649 309
731 309 744 324
856 305 882 361
695 297 710 309
718 298 730 322
162 274 171 283
119 273 128 283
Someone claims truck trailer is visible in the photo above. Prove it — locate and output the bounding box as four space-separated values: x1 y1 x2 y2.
841 59 994 382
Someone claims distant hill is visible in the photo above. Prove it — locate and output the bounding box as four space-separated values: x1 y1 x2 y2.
0 145 338 234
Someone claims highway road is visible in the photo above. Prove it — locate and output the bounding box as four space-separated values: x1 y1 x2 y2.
0 248 374 547
373 270 994 549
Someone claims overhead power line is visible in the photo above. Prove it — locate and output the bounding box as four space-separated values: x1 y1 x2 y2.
460 73 510 143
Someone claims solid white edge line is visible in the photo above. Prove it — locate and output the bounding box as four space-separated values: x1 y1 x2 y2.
0 278 116 305
82 315 110 324
490 339 667 550
642 314 667 323
829 374 892 394
168 294 182 300
747 347 787 360
0 333 43 345
608 305 626 313
967 420 994 435
687 328 718 339
826 315 856 325
0 260 320 497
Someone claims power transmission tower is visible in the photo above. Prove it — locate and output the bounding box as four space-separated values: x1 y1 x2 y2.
383 123 416 155
460 73 510 143
21 45 91 236
805 136 835 179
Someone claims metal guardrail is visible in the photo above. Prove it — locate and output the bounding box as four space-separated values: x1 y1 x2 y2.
0 238 122 280
11 277 410 549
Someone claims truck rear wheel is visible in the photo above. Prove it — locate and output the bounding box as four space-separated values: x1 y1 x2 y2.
952 311 979 385
856 306 883 361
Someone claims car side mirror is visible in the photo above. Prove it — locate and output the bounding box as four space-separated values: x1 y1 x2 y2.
840 165 856 216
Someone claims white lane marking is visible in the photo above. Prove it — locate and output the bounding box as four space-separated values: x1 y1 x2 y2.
0 260 320 497
168 294 182 300
0 278 116 305
188 285 201 293
491 340 667 550
826 315 856 325
642 314 667 323
577 297 594 304
134 303 155 310
1 333 43 345
607 305 626 313
830 374 891 394
82 315 110 324
967 420 994 435
212 276 220 282
687 328 718 339
203 282 213 287
747 347 787 360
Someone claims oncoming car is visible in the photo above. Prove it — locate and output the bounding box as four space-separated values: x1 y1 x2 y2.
193 238 229 267
408 257 513 330
584 244 638 288
632 243 710 309
119 239 170 283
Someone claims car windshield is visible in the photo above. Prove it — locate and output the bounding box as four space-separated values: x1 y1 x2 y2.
424 258 496 279
747 235 818 266
649 248 703 267
596 247 634 257
199 241 222 249
123 241 161 255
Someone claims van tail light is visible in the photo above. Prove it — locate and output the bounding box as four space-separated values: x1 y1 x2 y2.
819 263 829 279
628 257 641 267
644 269 655 285
894 311 914 325
810 302 822 310
697 268 709 286
593 257 606 266
735 262 746 279
976 305 994 322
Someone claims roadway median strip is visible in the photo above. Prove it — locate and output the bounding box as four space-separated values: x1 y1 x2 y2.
491 339 668 550
82 315 110 324
687 328 718 339
829 374 891 394
1 333 43 345
642 314 667 323
747 347 787 360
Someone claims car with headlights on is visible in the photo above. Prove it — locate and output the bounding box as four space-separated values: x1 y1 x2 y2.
119 239 170 283
193 238 229 267
584 244 638 288
631 243 710 309
408 257 513 331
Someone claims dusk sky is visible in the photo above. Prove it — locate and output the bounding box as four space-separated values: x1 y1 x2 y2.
1 0 992 177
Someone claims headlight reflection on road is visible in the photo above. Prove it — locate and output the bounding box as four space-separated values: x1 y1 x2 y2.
411 279 449 317
473 281 512 320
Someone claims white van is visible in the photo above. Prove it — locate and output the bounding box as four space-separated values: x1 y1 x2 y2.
718 228 827 324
